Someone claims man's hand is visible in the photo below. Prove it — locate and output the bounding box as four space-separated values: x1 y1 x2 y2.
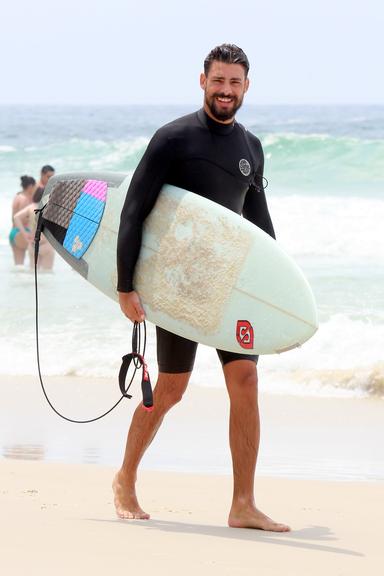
118 291 146 323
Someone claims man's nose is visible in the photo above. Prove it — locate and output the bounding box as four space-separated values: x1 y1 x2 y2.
222 82 233 95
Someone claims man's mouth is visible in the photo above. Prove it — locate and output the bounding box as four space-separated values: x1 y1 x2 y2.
216 96 233 104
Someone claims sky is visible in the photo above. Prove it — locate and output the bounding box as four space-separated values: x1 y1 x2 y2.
1 0 383 105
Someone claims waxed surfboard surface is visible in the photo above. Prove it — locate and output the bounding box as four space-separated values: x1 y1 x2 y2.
41 172 318 355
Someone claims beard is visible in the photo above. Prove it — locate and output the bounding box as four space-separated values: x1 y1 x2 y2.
204 91 244 122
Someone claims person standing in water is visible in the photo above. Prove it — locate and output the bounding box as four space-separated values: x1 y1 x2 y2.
115 44 290 531
26 164 56 269
9 175 36 265
13 191 56 271
33 164 55 203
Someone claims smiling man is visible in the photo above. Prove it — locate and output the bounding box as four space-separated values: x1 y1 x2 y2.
203 59 246 121
115 44 289 531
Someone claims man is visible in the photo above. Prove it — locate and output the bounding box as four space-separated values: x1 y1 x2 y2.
115 44 290 532
33 164 55 203
31 164 56 269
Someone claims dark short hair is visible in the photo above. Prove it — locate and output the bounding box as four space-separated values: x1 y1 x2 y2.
41 165 55 174
20 175 36 189
204 44 250 77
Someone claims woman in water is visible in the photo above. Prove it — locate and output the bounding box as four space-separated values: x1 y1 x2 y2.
13 193 55 271
9 175 36 265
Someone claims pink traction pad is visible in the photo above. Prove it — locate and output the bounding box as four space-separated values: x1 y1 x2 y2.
83 180 107 201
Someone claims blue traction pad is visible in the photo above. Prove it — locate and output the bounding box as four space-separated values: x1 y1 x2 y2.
63 192 106 259
72 192 105 222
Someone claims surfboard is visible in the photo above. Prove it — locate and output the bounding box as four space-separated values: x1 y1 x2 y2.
40 172 318 355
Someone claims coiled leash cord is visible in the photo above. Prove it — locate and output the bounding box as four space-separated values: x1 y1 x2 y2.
34 207 153 424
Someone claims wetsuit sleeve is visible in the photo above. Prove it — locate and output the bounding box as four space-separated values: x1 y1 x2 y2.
242 137 276 239
117 129 173 292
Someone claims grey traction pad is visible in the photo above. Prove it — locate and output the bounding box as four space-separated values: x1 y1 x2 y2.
43 180 86 228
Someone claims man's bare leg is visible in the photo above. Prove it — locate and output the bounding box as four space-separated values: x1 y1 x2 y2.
224 360 290 532
113 371 191 519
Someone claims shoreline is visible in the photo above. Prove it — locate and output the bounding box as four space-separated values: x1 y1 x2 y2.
1 374 383 481
0 458 382 575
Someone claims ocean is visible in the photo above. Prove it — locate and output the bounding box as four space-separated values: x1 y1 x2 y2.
1 104 383 399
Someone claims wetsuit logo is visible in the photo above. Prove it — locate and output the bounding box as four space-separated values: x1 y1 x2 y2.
236 320 254 349
239 158 251 176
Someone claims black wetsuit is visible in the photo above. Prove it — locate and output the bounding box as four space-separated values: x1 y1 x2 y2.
117 108 275 372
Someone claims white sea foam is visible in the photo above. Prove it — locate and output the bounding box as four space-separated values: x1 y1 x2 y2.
88 138 148 169
260 314 384 398
0 257 382 399
269 195 384 262
263 132 336 145
2 191 383 264
0 145 16 153
1 187 383 399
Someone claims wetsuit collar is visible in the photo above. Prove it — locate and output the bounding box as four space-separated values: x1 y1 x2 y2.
197 108 235 135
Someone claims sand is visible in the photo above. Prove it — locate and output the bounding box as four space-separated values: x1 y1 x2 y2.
1 372 383 574
0 459 382 575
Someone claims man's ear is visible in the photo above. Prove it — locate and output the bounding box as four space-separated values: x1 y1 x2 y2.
244 77 250 93
200 72 207 90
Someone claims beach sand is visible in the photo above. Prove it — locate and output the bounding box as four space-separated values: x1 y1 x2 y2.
0 459 383 575
1 374 383 573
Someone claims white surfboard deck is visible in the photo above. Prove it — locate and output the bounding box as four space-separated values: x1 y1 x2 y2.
41 172 318 355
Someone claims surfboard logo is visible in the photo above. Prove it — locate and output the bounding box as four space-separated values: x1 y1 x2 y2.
72 235 83 253
236 320 254 349
239 159 251 176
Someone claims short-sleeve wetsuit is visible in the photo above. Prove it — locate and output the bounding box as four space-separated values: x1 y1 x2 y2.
117 108 275 373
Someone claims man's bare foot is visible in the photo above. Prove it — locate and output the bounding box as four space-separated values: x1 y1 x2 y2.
112 471 150 520
228 503 290 532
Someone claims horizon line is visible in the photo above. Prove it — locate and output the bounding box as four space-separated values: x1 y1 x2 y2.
0 102 383 107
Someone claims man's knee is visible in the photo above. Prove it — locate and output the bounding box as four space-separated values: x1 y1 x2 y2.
238 368 258 392
224 361 258 396
155 372 190 408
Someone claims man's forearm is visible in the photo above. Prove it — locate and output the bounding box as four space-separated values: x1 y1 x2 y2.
117 222 142 293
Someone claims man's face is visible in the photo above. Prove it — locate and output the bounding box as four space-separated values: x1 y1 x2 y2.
200 61 249 123
41 170 54 186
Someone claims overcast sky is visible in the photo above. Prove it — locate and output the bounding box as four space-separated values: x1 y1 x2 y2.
1 0 383 105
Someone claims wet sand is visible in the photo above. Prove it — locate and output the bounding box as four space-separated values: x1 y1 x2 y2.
1 375 383 480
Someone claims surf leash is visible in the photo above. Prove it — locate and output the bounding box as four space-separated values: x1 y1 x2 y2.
33 207 153 424
119 321 154 411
